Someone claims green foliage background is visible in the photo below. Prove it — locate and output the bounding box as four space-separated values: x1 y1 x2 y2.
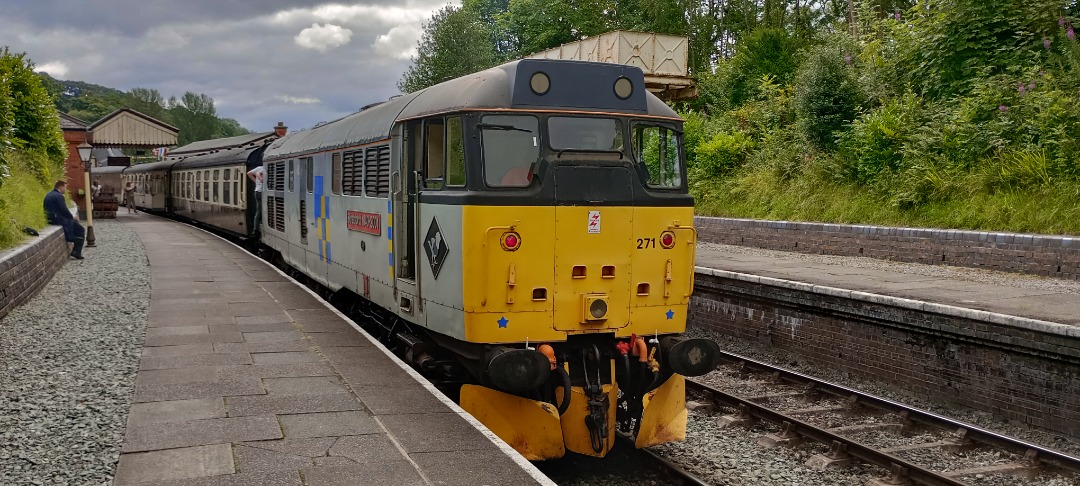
402 0 1080 234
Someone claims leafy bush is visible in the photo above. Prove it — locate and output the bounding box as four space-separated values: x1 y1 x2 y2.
692 131 756 179
794 43 863 150
839 93 922 183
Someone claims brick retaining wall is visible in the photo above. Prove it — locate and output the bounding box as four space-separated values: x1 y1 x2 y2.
694 217 1080 280
691 268 1080 439
0 226 69 321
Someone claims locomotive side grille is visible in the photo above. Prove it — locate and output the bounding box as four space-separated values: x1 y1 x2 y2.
268 196 285 232
267 162 285 191
299 199 308 239
342 149 363 196
364 145 390 198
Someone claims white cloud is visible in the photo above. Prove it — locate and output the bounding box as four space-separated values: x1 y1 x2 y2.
373 25 421 60
34 61 69 77
293 22 352 51
275 95 321 104
272 4 439 27
294 23 353 51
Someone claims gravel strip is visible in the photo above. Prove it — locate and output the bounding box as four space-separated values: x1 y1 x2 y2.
699 242 1080 295
0 219 149 486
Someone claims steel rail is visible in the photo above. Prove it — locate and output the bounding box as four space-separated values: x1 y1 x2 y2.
686 378 969 486
638 447 713 486
708 350 1080 475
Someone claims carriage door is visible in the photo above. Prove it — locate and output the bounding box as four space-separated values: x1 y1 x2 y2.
394 121 422 314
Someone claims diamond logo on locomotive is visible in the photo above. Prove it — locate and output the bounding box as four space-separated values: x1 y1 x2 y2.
424 217 448 279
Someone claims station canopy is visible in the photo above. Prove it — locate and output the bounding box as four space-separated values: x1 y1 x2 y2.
88 108 178 148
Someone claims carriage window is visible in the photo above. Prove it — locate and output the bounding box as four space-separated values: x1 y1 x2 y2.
632 122 683 189
332 152 342 195
196 172 202 200
447 116 466 187
548 116 623 152
222 169 231 205
480 114 539 187
203 170 210 201
424 119 445 189
213 169 220 203
305 157 313 193
288 160 295 192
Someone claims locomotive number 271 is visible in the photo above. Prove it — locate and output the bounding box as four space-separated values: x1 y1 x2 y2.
636 238 656 249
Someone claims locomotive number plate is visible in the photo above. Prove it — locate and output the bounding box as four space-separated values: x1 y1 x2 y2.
347 210 382 235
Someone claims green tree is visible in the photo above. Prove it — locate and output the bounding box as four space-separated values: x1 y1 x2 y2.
0 47 66 186
168 92 218 146
794 41 863 149
126 87 170 122
399 6 499 93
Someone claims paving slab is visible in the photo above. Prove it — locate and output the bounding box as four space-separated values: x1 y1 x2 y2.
114 443 235 484
142 343 216 357
300 462 426 486
279 411 381 438
411 449 544 486
128 398 227 425
225 393 363 417
122 415 283 453
379 412 496 453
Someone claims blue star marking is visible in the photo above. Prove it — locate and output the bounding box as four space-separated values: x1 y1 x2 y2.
665 309 675 320
497 316 509 328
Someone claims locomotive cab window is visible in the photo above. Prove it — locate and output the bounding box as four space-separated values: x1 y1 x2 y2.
548 116 624 154
632 122 684 189
447 116 466 186
480 114 539 187
423 118 445 189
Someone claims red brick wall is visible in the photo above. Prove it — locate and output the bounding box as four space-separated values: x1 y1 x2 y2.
695 217 1080 280
62 129 90 213
690 271 1080 439
0 227 69 321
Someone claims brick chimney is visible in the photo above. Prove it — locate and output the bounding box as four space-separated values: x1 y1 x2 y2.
274 122 288 137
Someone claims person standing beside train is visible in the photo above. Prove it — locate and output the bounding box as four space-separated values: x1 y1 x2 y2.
123 180 137 214
247 165 266 233
43 180 86 260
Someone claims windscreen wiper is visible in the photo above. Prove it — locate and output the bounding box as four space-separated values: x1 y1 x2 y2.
477 123 533 133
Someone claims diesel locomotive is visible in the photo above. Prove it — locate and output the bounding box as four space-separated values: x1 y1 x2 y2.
123 58 721 460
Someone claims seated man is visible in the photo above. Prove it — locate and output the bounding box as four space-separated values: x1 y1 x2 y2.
43 180 85 259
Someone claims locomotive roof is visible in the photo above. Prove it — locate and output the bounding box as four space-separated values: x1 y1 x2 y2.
265 59 680 161
172 145 263 170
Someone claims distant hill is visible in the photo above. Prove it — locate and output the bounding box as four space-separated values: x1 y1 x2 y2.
37 73 251 147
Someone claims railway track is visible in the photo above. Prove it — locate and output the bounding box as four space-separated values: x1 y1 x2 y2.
682 350 1080 485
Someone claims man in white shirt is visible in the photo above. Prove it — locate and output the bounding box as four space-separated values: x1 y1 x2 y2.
247 165 266 234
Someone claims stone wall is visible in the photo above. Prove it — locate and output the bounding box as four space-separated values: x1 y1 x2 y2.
695 217 1080 280
691 268 1080 439
0 226 68 321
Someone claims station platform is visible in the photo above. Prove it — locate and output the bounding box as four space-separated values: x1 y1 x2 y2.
695 241 1080 327
115 215 553 486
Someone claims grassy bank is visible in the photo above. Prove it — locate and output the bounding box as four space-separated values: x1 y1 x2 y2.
0 151 65 249
693 165 1080 235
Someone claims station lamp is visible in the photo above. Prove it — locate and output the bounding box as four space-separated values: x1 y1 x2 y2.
76 142 96 247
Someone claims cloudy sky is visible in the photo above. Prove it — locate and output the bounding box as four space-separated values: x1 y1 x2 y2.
1 0 454 132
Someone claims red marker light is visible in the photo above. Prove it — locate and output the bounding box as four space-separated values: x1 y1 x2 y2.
660 231 676 249
502 232 521 251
